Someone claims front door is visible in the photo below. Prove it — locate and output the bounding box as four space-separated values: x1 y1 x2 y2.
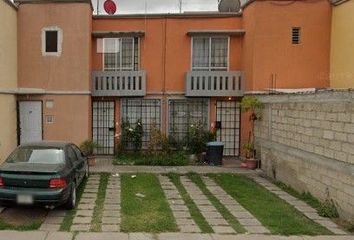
216 101 240 156
92 101 115 155
18 101 42 144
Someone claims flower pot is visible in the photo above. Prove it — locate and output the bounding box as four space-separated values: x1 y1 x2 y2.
245 158 258 170
88 156 96 167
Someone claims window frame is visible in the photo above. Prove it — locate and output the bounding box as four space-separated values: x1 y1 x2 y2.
102 37 140 71
191 36 230 71
41 26 63 57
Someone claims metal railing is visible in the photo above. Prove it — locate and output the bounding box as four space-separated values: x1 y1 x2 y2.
185 71 244 97
92 71 146 97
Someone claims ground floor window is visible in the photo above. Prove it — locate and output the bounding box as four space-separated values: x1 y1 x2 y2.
168 99 209 142
121 98 161 148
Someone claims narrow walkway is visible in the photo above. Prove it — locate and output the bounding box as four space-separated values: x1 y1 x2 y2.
91 159 252 174
180 176 236 234
202 176 270 234
39 209 67 231
158 175 201 233
71 175 100 232
101 175 121 232
252 176 347 235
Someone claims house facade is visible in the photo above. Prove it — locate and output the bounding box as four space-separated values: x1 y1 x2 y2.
330 0 354 88
0 0 18 162
8 0 332 159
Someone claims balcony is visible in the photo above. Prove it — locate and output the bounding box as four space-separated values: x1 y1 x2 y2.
186 71 244 97
92 71 146 97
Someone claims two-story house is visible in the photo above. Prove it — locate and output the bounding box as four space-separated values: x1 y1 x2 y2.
12 0 331 158
0 0 18 162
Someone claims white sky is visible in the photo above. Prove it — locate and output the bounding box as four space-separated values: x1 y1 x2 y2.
92 0 219 14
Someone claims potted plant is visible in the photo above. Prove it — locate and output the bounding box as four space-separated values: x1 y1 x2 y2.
80 139 99 166
240 96 264 170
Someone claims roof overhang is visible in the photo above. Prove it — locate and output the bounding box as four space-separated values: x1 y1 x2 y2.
14 0 93 10
92 31 145 38
187 30 245 37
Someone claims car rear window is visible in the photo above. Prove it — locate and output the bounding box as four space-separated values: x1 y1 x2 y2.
5 147 65 165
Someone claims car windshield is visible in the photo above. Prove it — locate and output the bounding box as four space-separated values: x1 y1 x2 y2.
5 147 65 165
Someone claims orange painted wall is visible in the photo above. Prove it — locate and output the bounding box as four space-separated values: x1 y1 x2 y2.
92 16 243 93
17 2 92 146
18 3 92 91
242 0 331 91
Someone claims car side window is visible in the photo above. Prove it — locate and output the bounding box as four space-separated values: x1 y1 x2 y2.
72 145 84 160
67 146 78 164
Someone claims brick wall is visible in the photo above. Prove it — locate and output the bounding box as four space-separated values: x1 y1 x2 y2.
254 90 354 222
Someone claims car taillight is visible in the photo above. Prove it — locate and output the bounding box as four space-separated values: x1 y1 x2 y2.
49 178 67 188
0 177 4 187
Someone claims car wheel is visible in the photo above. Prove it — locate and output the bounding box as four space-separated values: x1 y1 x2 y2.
65 185 76 210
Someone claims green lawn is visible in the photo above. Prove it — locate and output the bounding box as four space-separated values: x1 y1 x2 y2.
60 177 88 231
210 174 333 235
187 172 246 233
90 174 109 232
121 173 178 232
114 152 188 166
167 173 213 233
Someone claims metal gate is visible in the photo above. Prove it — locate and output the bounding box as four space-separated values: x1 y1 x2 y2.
216 101 240 156
92 101 115 155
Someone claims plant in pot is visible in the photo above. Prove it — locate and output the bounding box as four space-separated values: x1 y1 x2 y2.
240 96 264 170
186 122 208 163
80 139 99 166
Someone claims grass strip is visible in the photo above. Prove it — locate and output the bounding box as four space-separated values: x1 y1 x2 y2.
114 152 188 166
187 172 246 233
0 219 42 231
275 182 322 211
60 176 88 231
121 173 178 232
210 174 333 236
90 174 109 232
167 173 213 233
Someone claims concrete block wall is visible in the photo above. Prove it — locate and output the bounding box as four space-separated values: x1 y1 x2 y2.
254 90 354 222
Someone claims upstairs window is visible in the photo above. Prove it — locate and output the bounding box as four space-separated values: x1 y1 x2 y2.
292 27 301 44
45 31 58 52
192 37 229 71
42 27 63 57
103 37 139 71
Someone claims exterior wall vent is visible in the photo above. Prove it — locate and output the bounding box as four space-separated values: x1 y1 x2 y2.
292 27 301 44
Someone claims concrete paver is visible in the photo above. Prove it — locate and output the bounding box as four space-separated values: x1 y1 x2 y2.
158 175 201 233
180 176 236 234
102 175 121 232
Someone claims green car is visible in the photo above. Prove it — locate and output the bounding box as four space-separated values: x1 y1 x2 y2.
0 141 89 209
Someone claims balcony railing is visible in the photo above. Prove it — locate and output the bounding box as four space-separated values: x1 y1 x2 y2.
92 71 146 97
186 71 244 97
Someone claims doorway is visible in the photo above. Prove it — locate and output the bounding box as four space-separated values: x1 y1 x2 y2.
216 101 240 156
18 101 43 145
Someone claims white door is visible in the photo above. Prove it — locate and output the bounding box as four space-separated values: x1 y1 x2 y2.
216 101 240 156
19 101 42 144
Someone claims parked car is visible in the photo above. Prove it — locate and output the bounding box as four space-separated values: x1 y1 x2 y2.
0 141 89 209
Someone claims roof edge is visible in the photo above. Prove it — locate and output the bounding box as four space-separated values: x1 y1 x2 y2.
331 0 351 6
93 12 242 19
2 0 18 11
14 0 93 10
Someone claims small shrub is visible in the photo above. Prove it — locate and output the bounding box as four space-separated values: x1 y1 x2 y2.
114 152 188 166
186 122 215 154
318 199 339 218
80 139 99 156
